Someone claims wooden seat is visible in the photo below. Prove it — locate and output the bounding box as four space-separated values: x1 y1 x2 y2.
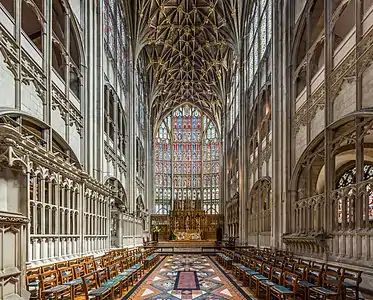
105 264 123 297
39 270 71 300
26 267 40 298
253 263 272 296
258 267 282 300
307 262 324 286
72 263 86 279
294 263 315 300
342 268 362 300
94 258 104 271
310 286 339 300
82 272 112 300
321 265 344 297
270 271 298 300
84 260 96 274
59 266 82 298
243 260 260 287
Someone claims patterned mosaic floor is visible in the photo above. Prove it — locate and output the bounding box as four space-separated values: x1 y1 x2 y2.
124 255 253 299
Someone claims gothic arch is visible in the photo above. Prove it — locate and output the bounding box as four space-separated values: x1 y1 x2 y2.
289 111 373 235
290 111 373 195
247 177 272 234
104 177 128 213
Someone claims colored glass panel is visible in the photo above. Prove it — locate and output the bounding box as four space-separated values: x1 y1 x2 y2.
154 105 220 214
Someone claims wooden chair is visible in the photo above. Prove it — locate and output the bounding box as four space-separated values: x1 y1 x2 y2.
56 261 68 270
243 260 260 287
94 258 104 271
321 266 344 297
270 271 298 300
81 272 112 300
41 264 55 273
105 264 122 297
73 263 86 279
26 267 40 299
85 260 96 274
294 263 315 300
59 266 82 298
342 268 362 300
307 262 324 286
252 263 272 296
39 270 71 300
68 258 79 266
258 267 282 300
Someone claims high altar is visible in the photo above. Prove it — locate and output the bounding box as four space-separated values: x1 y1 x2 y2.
151 199 223 241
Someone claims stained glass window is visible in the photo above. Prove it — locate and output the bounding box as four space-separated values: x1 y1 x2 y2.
337 164 373 223
104 0 127 86
154 105 220 214
245 0 272 87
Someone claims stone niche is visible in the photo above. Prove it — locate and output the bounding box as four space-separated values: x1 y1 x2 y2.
0 166 29 298
0 211 29 299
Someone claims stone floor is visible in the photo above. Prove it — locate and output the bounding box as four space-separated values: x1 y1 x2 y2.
74 254 373 300
124 254 251 299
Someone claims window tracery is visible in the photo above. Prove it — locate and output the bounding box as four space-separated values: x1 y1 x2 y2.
336 164 373 224
245 0 272 87
154 104 220 215
103 0 127 87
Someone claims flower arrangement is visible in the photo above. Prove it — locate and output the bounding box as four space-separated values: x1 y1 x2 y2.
152 225 161 233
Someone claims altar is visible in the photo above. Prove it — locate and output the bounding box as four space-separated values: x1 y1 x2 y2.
174 231 201 241
151 204 223 242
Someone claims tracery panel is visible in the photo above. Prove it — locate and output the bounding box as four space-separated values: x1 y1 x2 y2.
154 104 220 215
336 164 373 226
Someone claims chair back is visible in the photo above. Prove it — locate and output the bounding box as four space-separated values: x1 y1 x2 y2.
271 267 283 284
107 264 117 279
96 269 108 286
82 272 98 295
284 262 295 273
41 264 55 273
84 260 96 274
343 268 362 288
283 271 299 292
262 263 272 278
56 261 68 269
39 270 59 291
94 258 103 271
59 267 75 284
73 263 86 279
26 267 40 290
68 259 78 266
294 263 308 280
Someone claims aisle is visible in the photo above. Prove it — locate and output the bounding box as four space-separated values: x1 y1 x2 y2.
124 254 253 299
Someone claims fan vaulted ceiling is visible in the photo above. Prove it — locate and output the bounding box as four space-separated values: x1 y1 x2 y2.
123 0 240 125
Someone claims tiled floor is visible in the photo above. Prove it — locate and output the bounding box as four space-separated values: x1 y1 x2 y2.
74 255 373 300
124 254 251 299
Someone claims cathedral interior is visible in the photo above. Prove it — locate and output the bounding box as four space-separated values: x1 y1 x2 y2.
0 0 373 299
